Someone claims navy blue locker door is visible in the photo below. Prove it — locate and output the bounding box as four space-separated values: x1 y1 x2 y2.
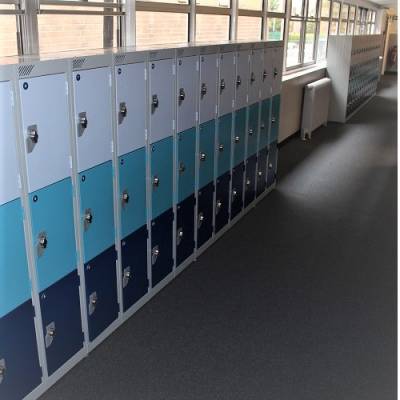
176 194 195 266
215 171 231 233
267 141 278 188
231 163 244 219
84 246 119 342
151 209 174 287
244 154 257 207
121 225 148 311
39 271 84 375
197 182 214 248
256 147 268 197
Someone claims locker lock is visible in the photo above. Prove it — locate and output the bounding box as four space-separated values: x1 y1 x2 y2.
153 176 160 187
45 322 56 349
0 359 5 384
220 78 226 92
260 123 265 130
268 162 273 169
234 136 240 143
123 267 132 288
200 152 206 162
250 72 256 83
236 75 242 87
84 209 93 230
152 246 160 265
79 112 88 129
232 189 237 200
179 88 186 103
38 232 48 256
152 94 159 111
258 170 263 177
263 70 267 81
119 102 128 123
88 292 98 316
198 212 205 227
201 83 207 97
27 125 39 144
246 178 251 186
219 144 224 152
179 162 186 174
177 228 184 245
273 68 278 78
271 117 276 124
248 128 254 136
216 200 222 214
122 190 130 205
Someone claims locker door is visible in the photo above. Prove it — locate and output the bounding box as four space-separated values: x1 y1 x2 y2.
119 147 146 239
150 136 173 220
115 62 146 157
149 58 174 144
73 67 113 173
235 50 250 110
270 95 281 144
218 52 235 117
177 55 198 133
247 103 259 158
20 74 71 193
198 120 216 189
263 48 274 99
231 163 244 219
267 141 278 188
233 108 246 166
79 161 115 263
177 128 196 203
215 171 230 233
248 49 263 104
244 154 257 207
256 148 267 197
197 182 214 248
272 47 284 96
176 194 195 266
199 53 218 124
259 98 270 150
217 113 232 177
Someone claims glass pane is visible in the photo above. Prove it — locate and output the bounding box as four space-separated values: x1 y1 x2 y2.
196 0 230 6
286 20 301 67
332 1 340 18
341 3 349 20
308 0 317 18
349 6 356 20
317 20 329 60
330 20 338 35
361 8 367 23
371 11 376 22
371 23 376 33
267 0 285 13
347 21 354 34
291 0 303 17
0 14 18 57
136 12 188 46
267 18 284 41
145 0 189 3
304 22 315 62
237 16 262 40
239 0 262 10
196 14 230 42
367 10 372 22
339 20 347 35
320 0 330 18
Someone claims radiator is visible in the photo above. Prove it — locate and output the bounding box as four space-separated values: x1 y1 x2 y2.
301 77 331 140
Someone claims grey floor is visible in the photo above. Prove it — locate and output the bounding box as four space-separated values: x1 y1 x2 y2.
41 75 397 400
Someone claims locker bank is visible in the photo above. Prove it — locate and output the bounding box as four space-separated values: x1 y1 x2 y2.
0 40 283 400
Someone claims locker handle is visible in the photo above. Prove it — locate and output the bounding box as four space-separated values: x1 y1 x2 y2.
88 292 98 316
84 209 93 230
152 246 160 265
232 189 237 200
45 322 56 349
38 232 48 249
246 178 251 186
122 190 130 205
179 88 186 103
271 117 276 123
260 123 265 130
201 83 207 97
177 228 184 245
153 176 160 187
220 78 225 92
236 75 241 87
273 68 278 78
123 267 132 288
152 94 159 111
250 72 256 83
79 113 88 129
0 359 5 384
216 200 222 214
198 212 205 227
268 163 273 169
258 171 263 177
234 136 240 143
119 102 128 119
218 144 224 152
179 162 186 174
27 125 39 144
248 128 254 136
200 152 206 161
263 70 267 81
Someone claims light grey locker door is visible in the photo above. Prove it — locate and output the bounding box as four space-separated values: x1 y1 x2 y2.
19 74 71 193
199 53 218 124
177 55 198 133
235 50 250 110
218 52 235 117
73 67 113 173
115 62 146 157
149 58 175 144
272 47 284 96
248 49 263 105
0 81 19 205
263 48 274 99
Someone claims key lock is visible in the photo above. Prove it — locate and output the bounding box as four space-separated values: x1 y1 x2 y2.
179 88 186 104
218 143 224 152
0 359 5 385
200 152 206 162
198 212 205 228
153 176 160 188
45 321 56 349
271 116 276 124
84 208 93 231
263 70 267 81
234 135 240 144
232 189 238 201
246 178 252 187
248 127 254 136
78 112 88 137
258 170 263 178
273 68 278 78
216 199 223 215
88 292 98 316
37 231 48 257
27 125 39 153
177 227 184 246
152 94 159 113
122 266 132 288
151 245 160 265
179 162 186 174
201 83 207 98
220 78 226 93
236 75 242 87
121 189 130 208
119 102 128 124
250 72 256 84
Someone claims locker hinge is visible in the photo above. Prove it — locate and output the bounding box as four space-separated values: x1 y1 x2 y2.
111 140 114 154
9 89 14 107
69 155 73 170
109 73 112 87
195 111 199 122
145 128 148 141
196 60 199 71
172 120 175 131
65 81 69 96
144 68 147 81
17 174 22 190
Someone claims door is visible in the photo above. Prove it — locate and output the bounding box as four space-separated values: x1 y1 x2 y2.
218 52 235 117
199 53 218 124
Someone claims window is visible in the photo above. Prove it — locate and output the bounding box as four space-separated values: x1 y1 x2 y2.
331 1 340 18
196 0 230 6
267 18 284 41
237 16 262 40
339 3 349 35
196 14 230 42
268 0 285 13
304 21 316 62
347 5 356 34
320 0 330 18
317 20 329 60
286 20 301 67
307 0 317 18
0 3 20 57
239 0 262 11
291 0 303 17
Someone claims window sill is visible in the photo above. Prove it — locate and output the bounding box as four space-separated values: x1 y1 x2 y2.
283 62 327 82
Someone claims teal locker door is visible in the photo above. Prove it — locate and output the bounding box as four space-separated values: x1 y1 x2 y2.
270 95 280 144
247 103 259 158
177 127 196 203
119 147 146 239
198 120 215 189
151 136 173 220
217 113 232 177
79 161 115 263
259 98 271 150
29 178 77 291
233 108 246 167
0 199 32 318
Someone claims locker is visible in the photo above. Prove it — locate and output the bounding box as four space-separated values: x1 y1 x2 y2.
218 52 235 117
177 128 196 204
19 74 71 192
248 49 263 104
0 301 42 400
256 147 268 197
0 81 19 206
272 47 284 96
149 58 175 144
233 108 246 166
215 171 230 233
235 50 250 110
247 103 259 158
177 55 198 133
197 182 214 248
84 245 119 342
73 67 113 173
115 62 146 156
217 113 232 177
39 270 83 376
151 208 174 287
231 163 244 219
176 194 195 265
150 136 173 220
263 48 274 99
270 95 281 144
267 141 278 188
119 147 146 239
244 154 257 207
79 161 115 263
199 53 218 124
29 178 77 292
121 225 148 311
198 120 216 189
259 98 271 150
